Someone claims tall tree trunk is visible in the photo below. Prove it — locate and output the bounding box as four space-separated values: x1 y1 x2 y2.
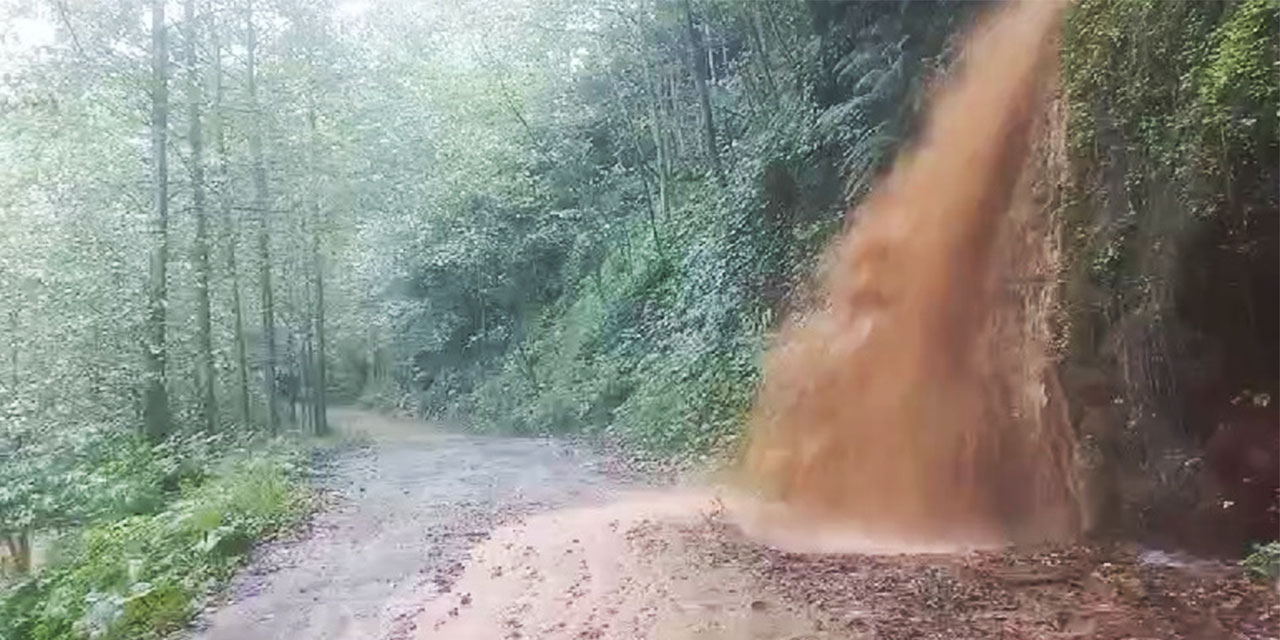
761 2 800 80
3 532 31 575
646 59 671 222
312 241 329 435
211 10 250 425
299 327 315 433
668 71 686 159
8 308 17 399
228 237 250 422
143 0 172 442
681 0 722 181
706 24 716 85
246 0 278 434
748 7 778 98
185 0 215 432
605 73 663 250
306 103 330 436
284 332 298 425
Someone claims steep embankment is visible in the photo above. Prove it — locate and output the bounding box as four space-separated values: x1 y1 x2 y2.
1056 0 1279 554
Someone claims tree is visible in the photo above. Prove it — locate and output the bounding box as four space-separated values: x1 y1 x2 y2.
186 0 216 432
680 0 721 180
209 6 253 425
144 0 173 441
245 0 279 434
309 102 330 435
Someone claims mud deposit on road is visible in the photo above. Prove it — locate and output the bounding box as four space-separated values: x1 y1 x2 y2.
189 409 631 640
418 491 829 640
419 489 1278 639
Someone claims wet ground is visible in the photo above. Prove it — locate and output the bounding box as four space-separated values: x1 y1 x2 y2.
188 408 632 640
418 493 1280 639
191 409 1279 640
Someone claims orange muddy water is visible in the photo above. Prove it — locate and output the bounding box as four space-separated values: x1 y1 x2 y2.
416 486 1278 639
742 0 1082 549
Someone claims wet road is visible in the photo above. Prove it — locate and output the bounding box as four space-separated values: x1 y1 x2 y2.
188 408 628 640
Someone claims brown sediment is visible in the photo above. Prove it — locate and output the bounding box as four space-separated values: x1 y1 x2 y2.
741 0 1082 551
416 490 836 640
416 488 1280 639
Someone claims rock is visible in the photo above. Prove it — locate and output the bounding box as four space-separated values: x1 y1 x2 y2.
1083 571 1117 600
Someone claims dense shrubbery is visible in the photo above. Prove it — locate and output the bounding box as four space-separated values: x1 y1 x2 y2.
356 1 969 456
0 437 309 640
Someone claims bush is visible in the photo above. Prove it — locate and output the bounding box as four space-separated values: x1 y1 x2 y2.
0 442 310 640
1243 542 1280 582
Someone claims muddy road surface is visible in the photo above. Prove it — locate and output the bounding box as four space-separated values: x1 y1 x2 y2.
188 408 632 640
191 409 1279 640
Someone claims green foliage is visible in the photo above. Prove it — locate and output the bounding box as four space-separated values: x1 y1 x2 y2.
1062 0 1277 182
1059 0 1278 348
1059 0 1277 332
1059 0 1278 544
0 442 308 640
1243 542 1280 581
345 0 966 459
1198 0 1279 147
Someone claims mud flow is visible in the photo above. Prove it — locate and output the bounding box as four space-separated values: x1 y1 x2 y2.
742 0 1082 550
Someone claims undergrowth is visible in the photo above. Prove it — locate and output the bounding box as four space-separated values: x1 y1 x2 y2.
1243 542 1280 582
0 439 311 640
413 6 963 458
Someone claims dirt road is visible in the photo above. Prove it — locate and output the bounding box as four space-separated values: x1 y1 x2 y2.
191 409 1279 640
188 408 631 640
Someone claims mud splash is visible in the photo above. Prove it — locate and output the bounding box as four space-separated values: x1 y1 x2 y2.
742 0 1081 551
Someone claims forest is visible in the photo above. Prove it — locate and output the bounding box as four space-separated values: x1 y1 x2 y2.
1 0 1277 638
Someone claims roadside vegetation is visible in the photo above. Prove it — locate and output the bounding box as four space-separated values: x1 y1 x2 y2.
2 438 308 639
2 0 341 635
